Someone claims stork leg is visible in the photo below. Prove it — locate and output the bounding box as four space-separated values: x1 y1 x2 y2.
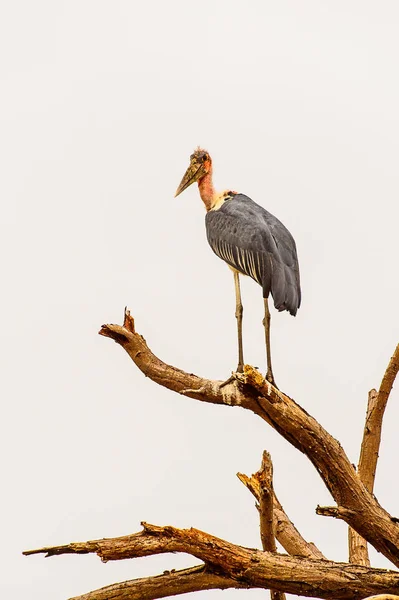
234 271 244 372
263 297 276 386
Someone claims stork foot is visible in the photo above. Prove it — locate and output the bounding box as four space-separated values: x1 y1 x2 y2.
219 367 243 389
219 375 235 388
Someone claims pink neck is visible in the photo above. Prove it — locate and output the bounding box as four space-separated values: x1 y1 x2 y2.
198 168 215 211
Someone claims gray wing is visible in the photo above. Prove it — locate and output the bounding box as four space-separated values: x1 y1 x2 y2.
205 194 301 315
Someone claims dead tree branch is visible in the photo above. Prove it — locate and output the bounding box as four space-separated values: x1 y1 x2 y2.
67 565 243 600
349 344 399 565
24 311 399 600
257 451 277 553
237 466 325 560
24 522 399 600
256 451 286 600
358 343 399 491
99 308 250 409
238 365 399 566
97 310 399 567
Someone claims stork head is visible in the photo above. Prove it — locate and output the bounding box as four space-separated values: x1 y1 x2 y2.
175 148 212 197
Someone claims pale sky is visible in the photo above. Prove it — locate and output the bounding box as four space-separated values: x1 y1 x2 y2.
2 2 399 599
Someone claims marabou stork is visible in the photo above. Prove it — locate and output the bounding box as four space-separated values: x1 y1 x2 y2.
175 148 301 386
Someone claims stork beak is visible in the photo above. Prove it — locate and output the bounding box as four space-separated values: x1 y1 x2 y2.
175 162 204 197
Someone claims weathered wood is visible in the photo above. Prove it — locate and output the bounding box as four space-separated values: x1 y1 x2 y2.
242 366 399 567
258 451 276 553
256 451 286 600
68 565 243 600
24 310 399 600
24 522 399 600
237 469 325 560
349 344 399 565
98 312 399 567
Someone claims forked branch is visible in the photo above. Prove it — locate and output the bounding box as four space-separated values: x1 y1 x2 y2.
237 459 325 560
24 311 399 600
24 522 399 600
98 309 399 567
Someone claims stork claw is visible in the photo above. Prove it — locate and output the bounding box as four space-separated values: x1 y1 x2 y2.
219 371 243 388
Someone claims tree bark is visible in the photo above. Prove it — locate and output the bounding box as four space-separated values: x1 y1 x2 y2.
349 344 399 565
24 310 399 600
97 310 399 567
68 565 244 600
237 468 325 560
24 522 399 600
255 451 286 600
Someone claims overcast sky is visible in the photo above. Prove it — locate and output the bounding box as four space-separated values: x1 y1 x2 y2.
2 2 399 599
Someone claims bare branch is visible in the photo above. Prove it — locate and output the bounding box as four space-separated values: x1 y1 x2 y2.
68 565 243 600
243 365 399 567
99 312 399 566
24 522 399 599
237 472 325 560
348 389 377 567
255 451 286 600
316 506 357 519
360 343 399 492
349 519 371 567
99 308 252 410
349 344 399 565
274 503 325 560
258 451 276 553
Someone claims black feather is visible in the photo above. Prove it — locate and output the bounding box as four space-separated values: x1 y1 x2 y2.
205 194 301 316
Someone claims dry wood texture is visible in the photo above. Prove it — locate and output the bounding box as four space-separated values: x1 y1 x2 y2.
24 309 399 600
349 344 399 565
24 522 399 600
257 451 277 553
255 451 286 600
96 310 399 567
237 466 326 560
67 565 244 600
